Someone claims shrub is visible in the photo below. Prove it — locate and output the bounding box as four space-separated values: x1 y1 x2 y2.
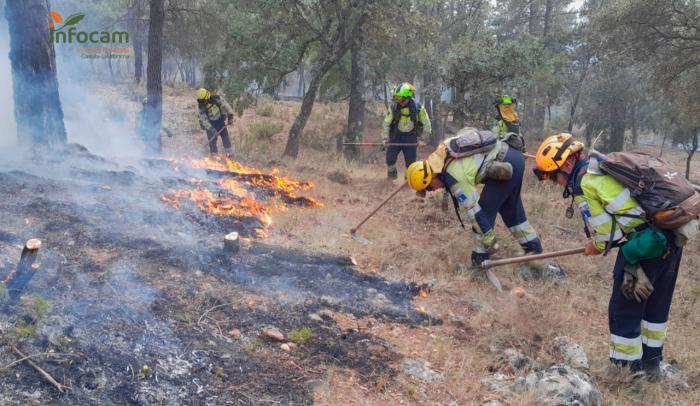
287 327 316 345
255 103 275 117
249 121 283 140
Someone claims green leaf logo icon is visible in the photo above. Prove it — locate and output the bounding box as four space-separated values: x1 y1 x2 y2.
53 12 85 31
63 13 85 27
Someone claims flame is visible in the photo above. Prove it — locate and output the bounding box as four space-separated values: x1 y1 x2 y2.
161 156 322 236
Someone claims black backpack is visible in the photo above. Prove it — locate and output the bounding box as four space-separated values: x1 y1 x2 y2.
389 99 423 137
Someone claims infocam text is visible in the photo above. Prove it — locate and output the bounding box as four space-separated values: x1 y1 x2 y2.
52 28 129 44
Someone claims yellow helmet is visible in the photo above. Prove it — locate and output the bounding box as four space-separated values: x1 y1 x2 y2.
406 160 433 191
534 133 584 174
197 88 211 100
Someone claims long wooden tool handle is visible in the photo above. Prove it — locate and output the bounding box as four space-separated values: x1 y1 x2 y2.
481 247 585 269
343 142 419 147
523 153 536 159
693 183 700 193
351 182 408 233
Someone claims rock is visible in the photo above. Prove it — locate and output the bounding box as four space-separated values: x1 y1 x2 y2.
308 313 323 322
517 261 566 282
280 343 291 352
510 287 526 298
319 295 338 306
318 309 334 319
553 336 589 369
401 358 445 384
227 329 242 339
661 362 689 390
327 170 351 185
519 364 602 406
260 326 284 341
495 348 541 373
462 299 495 314
481 373 515 395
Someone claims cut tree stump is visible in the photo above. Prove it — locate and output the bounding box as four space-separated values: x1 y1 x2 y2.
224 232 240 254
4 239 42 302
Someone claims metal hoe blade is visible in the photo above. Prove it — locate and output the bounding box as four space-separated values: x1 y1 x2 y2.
350 230 370 244
484 269 503 293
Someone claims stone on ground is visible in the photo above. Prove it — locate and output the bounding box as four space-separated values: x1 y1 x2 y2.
260 325 285 341
517 364 602 406
553 336 589 369
401 358 445 384
517 261 566 282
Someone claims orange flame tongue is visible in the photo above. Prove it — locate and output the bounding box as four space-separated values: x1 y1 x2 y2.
161 156 321 236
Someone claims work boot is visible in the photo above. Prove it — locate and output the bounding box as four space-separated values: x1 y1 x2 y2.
521 238 543 255
387 168 398 179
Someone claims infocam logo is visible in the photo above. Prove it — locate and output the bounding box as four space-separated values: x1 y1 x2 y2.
49 11 129 44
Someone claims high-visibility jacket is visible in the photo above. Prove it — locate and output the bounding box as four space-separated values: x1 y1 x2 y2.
441 141 506 249
198 95 233 132
381 99 432 140
574 167 646 252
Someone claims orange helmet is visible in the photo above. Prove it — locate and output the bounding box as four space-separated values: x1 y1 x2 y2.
534 134 584 179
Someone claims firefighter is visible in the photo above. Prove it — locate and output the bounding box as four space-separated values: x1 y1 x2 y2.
405 129 543 267
533 133 682 381
197 88 235 157
491 95 520 136
381 82 432 179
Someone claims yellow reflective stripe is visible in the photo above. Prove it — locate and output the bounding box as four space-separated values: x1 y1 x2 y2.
509 221 538 244
589 213 612 227
641 327 666 341
605 188 632 212
609 334 642 360
467 204 481 218
641 320 667 347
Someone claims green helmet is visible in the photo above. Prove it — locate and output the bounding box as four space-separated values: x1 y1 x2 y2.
394 82 416 98
496 95 514 105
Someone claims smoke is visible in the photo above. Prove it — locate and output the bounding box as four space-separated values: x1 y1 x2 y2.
0 15 16 148
0 0 146 158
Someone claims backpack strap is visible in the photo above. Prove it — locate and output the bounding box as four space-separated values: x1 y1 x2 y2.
441 158 467 230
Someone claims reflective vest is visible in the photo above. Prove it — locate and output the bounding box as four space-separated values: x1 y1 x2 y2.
574 172 646 252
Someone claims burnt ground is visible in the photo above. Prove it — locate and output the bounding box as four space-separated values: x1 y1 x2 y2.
0 145 434 405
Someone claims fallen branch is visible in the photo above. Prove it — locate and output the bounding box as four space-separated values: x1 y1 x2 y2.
1 351 78 371
197 302 235 332
12 346 66 393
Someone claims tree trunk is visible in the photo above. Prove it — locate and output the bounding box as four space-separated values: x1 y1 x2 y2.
283 60 333 158
659 132 667 157
141 0 164 154
685 131 698 180
297 61 305 98
543 0 554 43
630 105 639 146
134 35 143 84
607 101 626 152
528 1 538 35
6 0 66 146
344 30 366 159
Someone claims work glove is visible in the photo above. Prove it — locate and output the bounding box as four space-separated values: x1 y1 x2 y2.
418 140 427 147
381 138 388 151
621 265 654 303
471 251 490 268
584 240 602 256
227 114 234 126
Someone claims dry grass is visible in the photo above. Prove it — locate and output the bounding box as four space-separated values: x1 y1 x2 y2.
95 84 700 405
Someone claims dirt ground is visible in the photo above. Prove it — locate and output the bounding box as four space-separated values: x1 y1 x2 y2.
91 84 700 405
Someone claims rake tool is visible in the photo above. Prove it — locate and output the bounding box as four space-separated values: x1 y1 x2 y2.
350 182 408 243
480 247 586 269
